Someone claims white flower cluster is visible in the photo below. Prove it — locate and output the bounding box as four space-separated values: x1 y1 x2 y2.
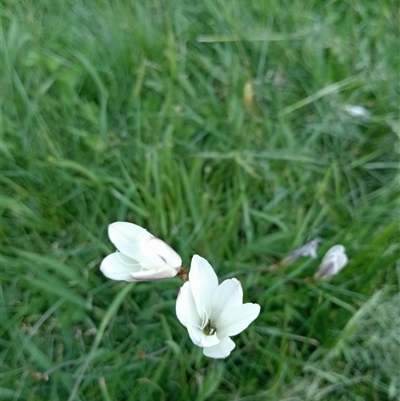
100 222 260 359
100 222 349 358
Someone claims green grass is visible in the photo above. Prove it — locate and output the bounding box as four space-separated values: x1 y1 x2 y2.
1 0 399 400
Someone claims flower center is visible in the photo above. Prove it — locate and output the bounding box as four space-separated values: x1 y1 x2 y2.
199 306 217 336
203 319 217 336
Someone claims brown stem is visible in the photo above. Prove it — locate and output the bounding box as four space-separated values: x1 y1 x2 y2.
177 266 189 283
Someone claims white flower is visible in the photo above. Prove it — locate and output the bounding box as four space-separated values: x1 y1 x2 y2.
282 238 322 265
314 245 348 279
100 222 182 281
176 255 260 359
342 104 370 119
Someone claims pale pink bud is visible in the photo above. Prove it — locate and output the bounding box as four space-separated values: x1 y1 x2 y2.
314 245 348 279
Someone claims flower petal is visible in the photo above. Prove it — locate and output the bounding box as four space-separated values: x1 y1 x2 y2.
282 238 322 265
187 324 220 347
343 104 370 118
314 259 336 279
203 337 235 359
189 255 219 318
129 266 178 281
108 222 153 260
217 303 260 338
100 252 141 281
176 282 200 328
141 237 182 270
211 278 243 321
336 252 348 272
323 244 345 260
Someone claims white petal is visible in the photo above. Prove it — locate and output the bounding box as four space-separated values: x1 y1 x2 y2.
284 238 322 264
189 255 219 318
108 222 153 260
314 259 336 279
176 282 200 328
323 245 345 260
299 238 322 259
100 252 141 281
217 303 261 338
187 324 220 347
129 266 178 281
141 237 182 270
336 252 348 272
203 337 235 359
211 278 243 321
343 104 370 118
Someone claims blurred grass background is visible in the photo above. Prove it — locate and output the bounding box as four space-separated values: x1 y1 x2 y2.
1 0 399 400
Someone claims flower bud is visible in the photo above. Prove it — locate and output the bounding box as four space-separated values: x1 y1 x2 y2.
314 245 348 280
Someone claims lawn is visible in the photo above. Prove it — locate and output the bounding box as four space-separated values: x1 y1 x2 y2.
1 0 399 400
